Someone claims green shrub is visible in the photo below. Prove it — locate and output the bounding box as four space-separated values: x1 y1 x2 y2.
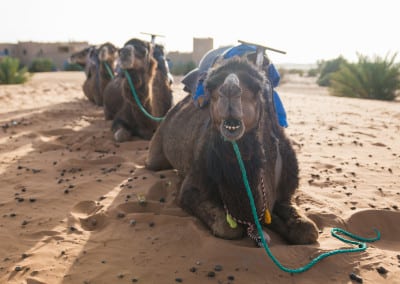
29 58 56 72
287 69 304 76
307 68 319 77
329 53 400 101
317 56 347 86
63 62 84 71
170 61 197 76
0 57 29 84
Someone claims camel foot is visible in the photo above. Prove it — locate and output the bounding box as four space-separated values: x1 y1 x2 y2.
210 210 245 240
269 203 319 245
114 128 132 142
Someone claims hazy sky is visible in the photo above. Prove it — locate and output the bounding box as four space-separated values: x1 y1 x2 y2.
2 0 399 64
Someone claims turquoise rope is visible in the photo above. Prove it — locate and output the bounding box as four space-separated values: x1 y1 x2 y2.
231 141 380 274
103 61 115 79
124 70 164 122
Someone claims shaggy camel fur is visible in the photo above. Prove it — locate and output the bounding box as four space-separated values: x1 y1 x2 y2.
103 39 173 141
82 42 118 106
146 58 319 244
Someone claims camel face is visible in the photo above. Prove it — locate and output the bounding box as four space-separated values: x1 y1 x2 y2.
69 46 93 66
98 43 118 63
118 43 148 70
209 73 261 141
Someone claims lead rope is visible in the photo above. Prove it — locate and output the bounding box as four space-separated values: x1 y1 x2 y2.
103 61 115 79
231 141 380 274
124 70 165 122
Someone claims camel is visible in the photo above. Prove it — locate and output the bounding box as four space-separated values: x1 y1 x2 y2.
103 42 173 121
103 39 173 142
69 46 95 71
107 39 157 141
146 57 319 245
81 42 118 106
150 44 173 117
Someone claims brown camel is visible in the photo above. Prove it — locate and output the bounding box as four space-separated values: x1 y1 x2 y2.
150 44 173 118
103 39 173 142
81 42 118 106
103 42 173 122
146 57 319 244
108 38 157 141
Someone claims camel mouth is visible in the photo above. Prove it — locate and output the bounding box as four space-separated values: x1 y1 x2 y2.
220 118 244 141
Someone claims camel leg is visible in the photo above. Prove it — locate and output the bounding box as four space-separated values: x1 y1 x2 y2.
268 202 318 244
179 174 245 240
146 131 172 171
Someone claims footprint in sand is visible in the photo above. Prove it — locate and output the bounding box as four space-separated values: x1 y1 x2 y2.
346 209 400 244
69 200 108 231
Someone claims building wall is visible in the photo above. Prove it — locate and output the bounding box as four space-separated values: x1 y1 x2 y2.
0 41 89 69
1 38 214 71
0 43 17 57
192 37 213 65
167 51 193 66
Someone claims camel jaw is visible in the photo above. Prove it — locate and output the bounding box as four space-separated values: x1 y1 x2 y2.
220 118 245 141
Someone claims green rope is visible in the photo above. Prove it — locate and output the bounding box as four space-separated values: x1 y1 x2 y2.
231 141 380 274
124 70 164 122
103 61 115 79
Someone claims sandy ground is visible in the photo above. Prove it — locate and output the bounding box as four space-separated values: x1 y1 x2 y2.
0 71 399 284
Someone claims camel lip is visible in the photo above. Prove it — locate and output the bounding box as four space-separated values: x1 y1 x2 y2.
220 118 244 141
119 58 134 69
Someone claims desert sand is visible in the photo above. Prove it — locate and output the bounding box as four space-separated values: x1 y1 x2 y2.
0 71 399 284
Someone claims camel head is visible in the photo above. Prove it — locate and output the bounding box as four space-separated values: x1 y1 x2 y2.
118 38 151 70
205 58 265 141
69 46 94 66
98 42 118 64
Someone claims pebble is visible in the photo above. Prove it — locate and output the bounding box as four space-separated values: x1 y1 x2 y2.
207 271 216 278
227 275 235 281
189 267 197 273
376 266 388 275
175 278 183 282
14 266 23 272
214 264 223 271
349 272 363 283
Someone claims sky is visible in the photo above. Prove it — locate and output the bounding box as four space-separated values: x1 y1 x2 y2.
2 0 399 64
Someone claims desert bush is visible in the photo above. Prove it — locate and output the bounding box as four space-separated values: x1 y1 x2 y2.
317 56 347 86
29 58 56 72
170 61 196 76
0 57 29 84
287 69 304 76
329 53 400 101
63 61 84 71
307 68 319 77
